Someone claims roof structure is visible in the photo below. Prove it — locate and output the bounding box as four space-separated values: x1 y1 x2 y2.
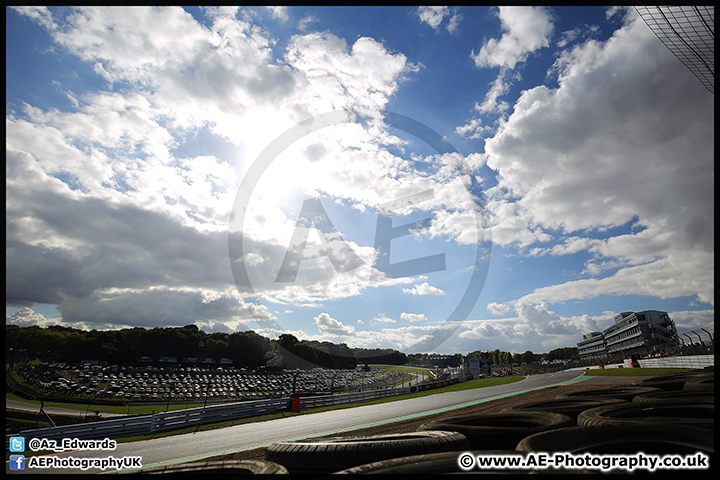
635 6 715 94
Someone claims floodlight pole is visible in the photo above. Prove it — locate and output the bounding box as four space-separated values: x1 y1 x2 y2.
700 328 713 345
683 333 696 355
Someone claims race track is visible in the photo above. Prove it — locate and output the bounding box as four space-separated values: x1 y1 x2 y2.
7 371 587 474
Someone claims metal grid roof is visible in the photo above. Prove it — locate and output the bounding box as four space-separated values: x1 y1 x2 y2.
635 6 714 94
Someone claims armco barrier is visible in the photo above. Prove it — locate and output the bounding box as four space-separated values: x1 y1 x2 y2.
6 378 467 445
6 414 154 443
5 390 406 443
6 398 291 443
294 387 411 410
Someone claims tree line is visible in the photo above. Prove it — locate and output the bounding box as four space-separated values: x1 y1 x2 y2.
406 353 464 367
466 347 578 365
5 325 408 370
6 324 577 370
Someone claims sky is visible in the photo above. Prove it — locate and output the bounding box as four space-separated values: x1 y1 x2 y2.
6 6 714 356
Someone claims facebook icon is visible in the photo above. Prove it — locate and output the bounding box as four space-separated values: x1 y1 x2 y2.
10 455 25 471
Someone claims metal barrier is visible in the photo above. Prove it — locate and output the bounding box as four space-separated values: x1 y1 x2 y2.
7 415 155 443
6 377 464 445
295 387 411 410
6 388 411 443
6 397 291 443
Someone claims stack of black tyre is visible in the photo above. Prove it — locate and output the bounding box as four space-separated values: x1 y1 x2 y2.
513 367 714 467
257 367 713 476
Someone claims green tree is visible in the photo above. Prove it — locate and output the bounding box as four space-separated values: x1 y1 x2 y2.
520 350 538 364
278 333 299 352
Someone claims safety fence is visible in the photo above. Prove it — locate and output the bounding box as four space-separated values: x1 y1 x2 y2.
5 384 421 444
5 398 277 444
636 354 714 369
567 354 714 371
6 374 472 447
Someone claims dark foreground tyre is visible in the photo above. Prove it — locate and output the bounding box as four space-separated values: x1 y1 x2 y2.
683 375 714 391
633 372 713 391
555 386 662 401
516 424 714 457
577 401 714 429
128 459 288 475
502 397 627 425
264 430 470 475
632 389 714 404
416 412 573 450
331 450 540 475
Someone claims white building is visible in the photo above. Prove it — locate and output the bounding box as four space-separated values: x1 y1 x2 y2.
577 310 678 362
577 332 606 364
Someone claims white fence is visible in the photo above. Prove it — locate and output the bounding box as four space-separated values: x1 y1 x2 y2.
635 354 713 369
567 354 714 371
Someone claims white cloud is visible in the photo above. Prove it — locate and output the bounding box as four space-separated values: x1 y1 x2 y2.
555 25 600 49
417 7 462 33
668 310 715 335
402 282 445 296
372 315 396 324
528 236 601 258
474 70 513 115
471 7 554 69
284 33 418 120
462 7 553 139
7 307 63 328
447 11 462 33
475 75 510 114
401 312 427 323
267 6 288 22
315 312 356 336
11 6 57 31
258 305 713 355
456 303 604 352
9 7 711 354
297 15 319 32
516 250 714 307
455 118 490 139
417 6 446 31
557 27 582 48
480 11 713 306
51 7 211 85
605 6 626 20
447 304 713 355
7 7 425 331
487 302 511 315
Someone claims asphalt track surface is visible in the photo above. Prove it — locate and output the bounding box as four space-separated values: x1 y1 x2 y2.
7 370 587 475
